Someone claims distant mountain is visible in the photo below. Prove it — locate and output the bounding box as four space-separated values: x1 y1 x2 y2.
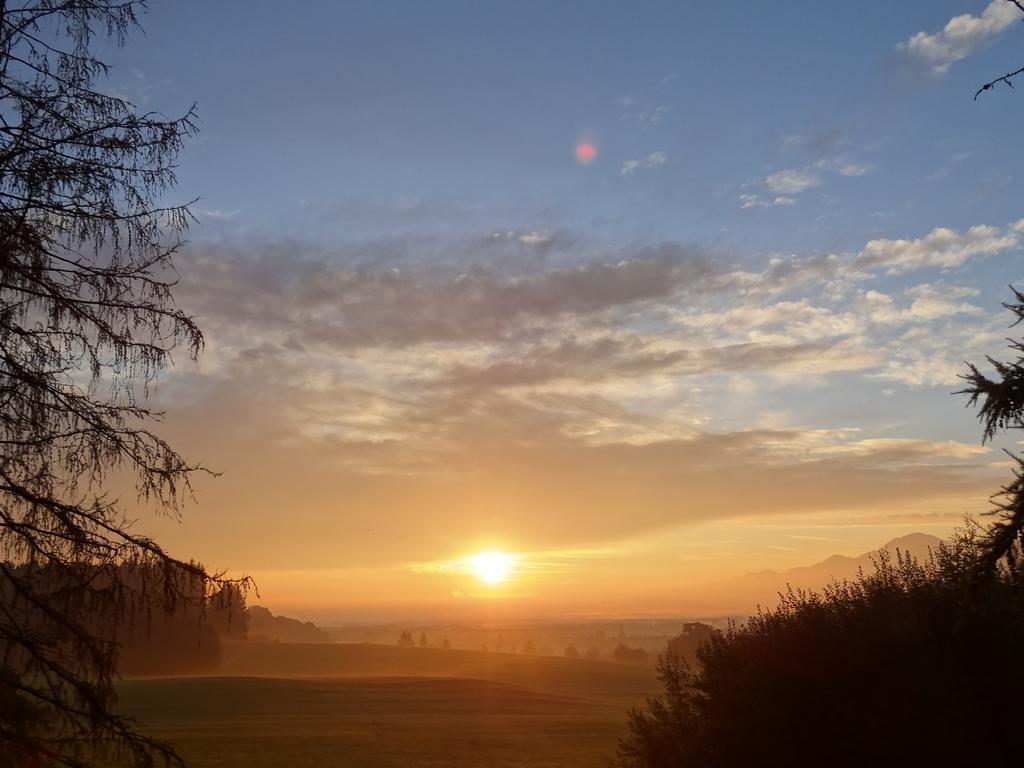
755 532 943 584
732 532 944 609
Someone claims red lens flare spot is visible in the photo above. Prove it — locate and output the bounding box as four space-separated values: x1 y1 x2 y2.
575 142 597 164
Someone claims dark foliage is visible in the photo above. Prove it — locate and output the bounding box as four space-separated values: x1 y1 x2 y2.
247 606 327 644
397 630 415 647
0 3 247 765
665 622 718 668
116 581 247 676
613 526 1024 768
960 286 1024 570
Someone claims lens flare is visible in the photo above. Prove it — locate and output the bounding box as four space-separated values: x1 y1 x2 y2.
575 142 597 164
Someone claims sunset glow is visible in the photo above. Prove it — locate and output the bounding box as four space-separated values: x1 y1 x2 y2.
108 0 1016 624
11 3 1024 766
469 551 512 585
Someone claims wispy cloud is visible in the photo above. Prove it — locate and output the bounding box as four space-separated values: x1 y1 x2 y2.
740 193 795 209
621 151 668 176
815 157 870 177
765 168 821 194
199 208 240 221
151 218 1022 570
617 96 668 128
759 155 871 204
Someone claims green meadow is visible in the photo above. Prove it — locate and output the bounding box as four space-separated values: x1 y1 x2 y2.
116 642 662 767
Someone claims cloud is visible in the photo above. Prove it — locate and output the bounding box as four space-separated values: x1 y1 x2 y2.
178 239 737 352
152 358 1004 570
760 156 871 203
517 231 553 245
815 157 870 177
621 151 668 176
897 0 1021 75
484 229 561 248
860 283 983 326
855 223 1018 274
136 218 1023 583
740 194 795 210
619 99 668 128
169 220 1019 480
765 168 821 194
434 335 883 392
199 208 239 221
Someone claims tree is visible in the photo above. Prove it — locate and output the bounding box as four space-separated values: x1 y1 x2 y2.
975 1 1024 99
0 3 245 766
612 528 1024 768
418 631 427 648
397 630 414 647
665 622 718 668
563 643 579 659
960 287 1024 571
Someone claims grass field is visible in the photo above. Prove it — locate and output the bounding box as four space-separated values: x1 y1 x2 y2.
117 642 662 767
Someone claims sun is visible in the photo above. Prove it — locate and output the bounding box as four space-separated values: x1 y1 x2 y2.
469 551 512 585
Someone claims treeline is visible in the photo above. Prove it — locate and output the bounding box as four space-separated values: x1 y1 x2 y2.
0 560 247 677
248 605 331 644
117 581 247 676
1 560 345 677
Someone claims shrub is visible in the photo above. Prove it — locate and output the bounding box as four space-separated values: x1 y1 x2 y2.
613 525 1024 768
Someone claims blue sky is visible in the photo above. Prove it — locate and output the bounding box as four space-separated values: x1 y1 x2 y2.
118 1 1024 249
108 2 1024 618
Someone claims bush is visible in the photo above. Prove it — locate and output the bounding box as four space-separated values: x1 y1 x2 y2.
612 526 1024 768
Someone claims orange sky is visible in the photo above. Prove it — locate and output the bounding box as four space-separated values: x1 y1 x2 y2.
131 293 1004 621
99 0 1024 624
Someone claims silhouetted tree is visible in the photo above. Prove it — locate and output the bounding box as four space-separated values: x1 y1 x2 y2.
666 622 718 668
207 584 250 641
522 639 536 655
563 643 579 658
441 637 450 649
612 526 1024 768
418 631 427 648
397 630 415 647
244 606 330 644
961 287 1024 570
0 3 246 765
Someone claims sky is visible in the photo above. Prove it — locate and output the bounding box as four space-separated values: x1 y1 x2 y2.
103 1 1024 621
